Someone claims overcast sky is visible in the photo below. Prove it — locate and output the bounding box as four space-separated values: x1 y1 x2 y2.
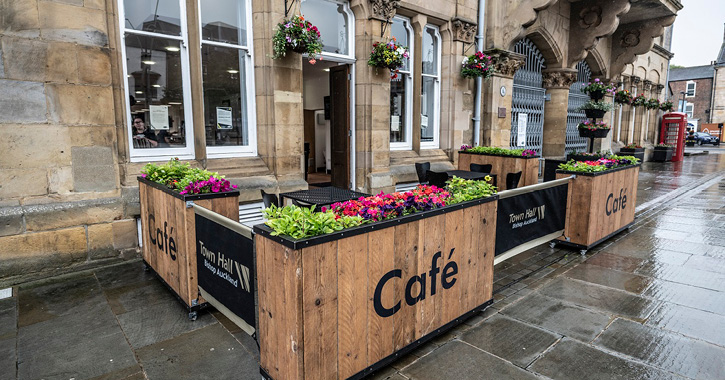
670 1 725 67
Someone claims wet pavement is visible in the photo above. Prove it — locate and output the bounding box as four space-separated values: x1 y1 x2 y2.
1 153 724 380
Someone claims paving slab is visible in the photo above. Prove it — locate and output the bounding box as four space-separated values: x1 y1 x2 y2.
0 298 16 340
116 299 215 349
646 302 725 347
0 338 16 380
529 338 679 380
642 279 725 316
584 252 644 273
538 277 661 321
595 318 725 379
682 254 725 273
102 278 173 315
94 261 159 289
564 264 652 294
16 305 137 380
401 340 539 380
17 273 109 327
136 323 258 380
635 261 725 292
500 293 611 342
459 314 560 368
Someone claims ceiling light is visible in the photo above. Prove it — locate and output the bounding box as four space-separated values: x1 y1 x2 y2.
135 91 143 94
227 69 239 74
165 46 180 52
323 68 330 72
152 84 161 88
142 60 156 65
168 102 182 105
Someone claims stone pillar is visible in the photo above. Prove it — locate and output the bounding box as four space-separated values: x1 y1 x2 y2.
410 15 426 153
481 49 524 147
541 69 577 157
638 79 653 145
626 76 641 144
614 80 626 143
652 84 665 142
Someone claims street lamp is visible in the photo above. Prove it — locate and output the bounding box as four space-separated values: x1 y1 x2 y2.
679 91 686 113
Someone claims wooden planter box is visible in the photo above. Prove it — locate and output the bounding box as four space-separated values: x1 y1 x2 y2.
555 165 639 251
458 151 539 190
652 147 674 162
253 196 498 380
566 153 605 162
619 147 645 161
138 178 240 310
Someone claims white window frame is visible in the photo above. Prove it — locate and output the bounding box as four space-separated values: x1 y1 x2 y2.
301 0 356 63
686 81 696 97
685 102 694 119
390 16 413 151
198 0 257 158
119 0 196 162
420 24 441 150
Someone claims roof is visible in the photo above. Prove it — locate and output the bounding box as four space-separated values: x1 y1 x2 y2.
668 65 714 82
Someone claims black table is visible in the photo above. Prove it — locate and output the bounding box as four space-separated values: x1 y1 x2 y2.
445 170 497 186
280 187 370 207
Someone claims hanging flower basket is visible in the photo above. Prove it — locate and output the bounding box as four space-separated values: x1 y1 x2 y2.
614 90 633 105
461 51 494 79
368 38 408 78
631 94 647 107
578 120 610 138
659 101 674 112
272 15 323 64
585 108 607 118
645 98 661 110
581 79 616 101
577 100 613 119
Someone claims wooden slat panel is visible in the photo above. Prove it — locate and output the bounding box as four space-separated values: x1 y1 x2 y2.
393 222 419 351
303 241 338 380
367 229 395 365
443 210 463 323
478 202 496 301
457 153 471 171
460 205 480 312
417 214 445 337
337 235 369 379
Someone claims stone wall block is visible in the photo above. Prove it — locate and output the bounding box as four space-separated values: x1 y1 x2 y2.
38 1 108 46
68 125 115 147
0 206 24 237
0 168 49 199
0 227 87 278
0 79 48 123
46 41 79 83
77 46 111 85
0 0 41 38
111 219 137 250
88 223 116 259
0 124 72 169
71 146 117 192
24 198 124 231
0 37 48 81
273 66 302 93
120 186 140 217
46 84 115 125
48 166 74 194
83 0 105 10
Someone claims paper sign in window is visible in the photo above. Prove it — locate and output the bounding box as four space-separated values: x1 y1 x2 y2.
216 107 233 130
150 105 169 130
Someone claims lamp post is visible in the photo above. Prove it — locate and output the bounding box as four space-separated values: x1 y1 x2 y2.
679 91 686 113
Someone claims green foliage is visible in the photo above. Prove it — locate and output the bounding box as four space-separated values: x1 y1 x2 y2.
262 205 364 240
272 15 323 63
141 159 221 192
445 176 497 204
462 146 531 157
577 100 614 112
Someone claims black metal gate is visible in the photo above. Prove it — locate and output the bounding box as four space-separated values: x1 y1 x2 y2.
566 61 591 154
511 38 546 154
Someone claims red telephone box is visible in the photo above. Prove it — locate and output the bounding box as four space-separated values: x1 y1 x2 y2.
660 112 686 162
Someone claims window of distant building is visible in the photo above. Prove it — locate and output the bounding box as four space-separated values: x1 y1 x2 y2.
686 81 696 97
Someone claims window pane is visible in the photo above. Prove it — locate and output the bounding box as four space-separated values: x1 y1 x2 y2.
125 34 187 149
390 74 407 143
124 0 181 36
202 45 249 147
422 27 438 75
201 0 247 45
301 0 348 55
391 18 409 71
421 76 436 142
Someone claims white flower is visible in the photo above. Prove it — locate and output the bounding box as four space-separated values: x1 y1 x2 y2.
396 47 405 55
462 58 468 64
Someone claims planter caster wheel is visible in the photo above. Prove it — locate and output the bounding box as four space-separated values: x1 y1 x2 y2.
580 249 587 256
549 241 557 248
143 263 151 271
188 311 198 321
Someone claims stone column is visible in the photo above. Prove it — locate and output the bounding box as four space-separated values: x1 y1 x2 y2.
541 69 577 157
638 79 653 145
410 15 426 153
652 84 665 142
626 76 641 144
481 49 524 147
614 79 626 143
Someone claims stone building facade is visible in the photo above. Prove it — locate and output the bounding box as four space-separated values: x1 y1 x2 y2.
0 0 681 282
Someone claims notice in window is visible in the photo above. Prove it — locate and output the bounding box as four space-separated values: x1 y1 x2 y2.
517 113 527 147
216 107 233 129
421 115 429 127
390 115 400 132
150 105 169 130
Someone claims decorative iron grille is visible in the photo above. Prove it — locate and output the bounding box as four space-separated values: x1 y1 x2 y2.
566 61 592 154
511 38 546 154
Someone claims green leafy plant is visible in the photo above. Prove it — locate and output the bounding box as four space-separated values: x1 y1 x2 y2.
581 79 616 95
577 120 609 130
460 146 538 157
461 51 494 79
623 143 642 149
614 90 633 105
557 155 639 173
577 100 614 112
262 205 364 239
141 159 224 193
368 38 409 77
631 94 647 107
659 101 674 112
655 143 674 148
272 15 323 64
445 176 497 204
645 98 660 110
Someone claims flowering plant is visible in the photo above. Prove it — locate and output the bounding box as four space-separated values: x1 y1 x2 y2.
558 155 640 173
327 185 450 222
659 101 674 112
368 38 409 78
141 158 231 193
461 145 538 157
262 205 364 239
631 94 647 107
577 100 614 112
623 143 643 149
655 143 674 148
614 90 633 105
645 98 661 110
445 176 497 204
461 51 494 79
581 78 616 95
180 176 237 195
577 120 610 130
569 150 611 158
272 15 323 64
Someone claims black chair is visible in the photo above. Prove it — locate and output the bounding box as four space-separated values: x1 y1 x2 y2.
426 170 449 188
469 163 492 173
506 171 523 189
261 190 279 208
415 162 431 183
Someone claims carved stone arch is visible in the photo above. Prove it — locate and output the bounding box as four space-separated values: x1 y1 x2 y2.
523 27 564 67
486 0 558 50
350 0 371 20
567 0 631 67
610 16 677 79
584 46 608 79
649 69 661 84
636 66 647 79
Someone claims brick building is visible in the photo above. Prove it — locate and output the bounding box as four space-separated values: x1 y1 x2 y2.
668 65 714 131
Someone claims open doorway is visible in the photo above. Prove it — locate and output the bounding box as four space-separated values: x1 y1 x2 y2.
302 60 350 188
